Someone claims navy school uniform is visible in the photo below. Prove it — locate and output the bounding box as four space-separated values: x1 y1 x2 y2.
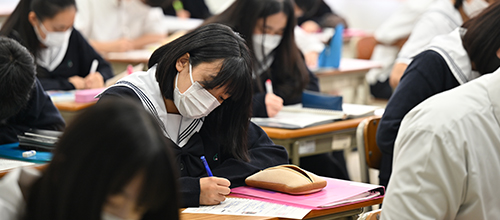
98 86 289 207
0 79 65 145
10 29 114 91
376 50 460 188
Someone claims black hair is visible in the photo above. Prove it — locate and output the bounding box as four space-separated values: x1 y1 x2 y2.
462 1 500 75
23 99 180 220
148 23 253 161
454 0 464 9
0 37 36 120
204 0 310 99
0 0 76 59
143 0 173 8
295 0 322 17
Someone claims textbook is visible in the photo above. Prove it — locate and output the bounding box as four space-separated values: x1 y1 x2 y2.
231 177 384 210
251 104 382 129
251 106 345 129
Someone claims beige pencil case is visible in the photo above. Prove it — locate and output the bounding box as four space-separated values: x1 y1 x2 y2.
245 164 327 194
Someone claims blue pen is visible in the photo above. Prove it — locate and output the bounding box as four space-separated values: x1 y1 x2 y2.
200 156 213 177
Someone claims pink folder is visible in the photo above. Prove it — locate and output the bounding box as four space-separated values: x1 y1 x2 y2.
231 177 384 210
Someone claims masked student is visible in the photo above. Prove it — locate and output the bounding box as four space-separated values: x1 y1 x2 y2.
203 0 350 181
97 23 289 207
376 1 500 189
0 37 65 145
389 0 496 88
0 0 113 91
0 99 180 220
74 0 167 54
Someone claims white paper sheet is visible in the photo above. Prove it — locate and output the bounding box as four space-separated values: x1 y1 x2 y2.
183 197 311 219
0 158 35 172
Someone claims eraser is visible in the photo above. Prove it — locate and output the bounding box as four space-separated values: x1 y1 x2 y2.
22 150 36 158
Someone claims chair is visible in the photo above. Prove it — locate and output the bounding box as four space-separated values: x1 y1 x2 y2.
356 115 382 184
356 35 377 60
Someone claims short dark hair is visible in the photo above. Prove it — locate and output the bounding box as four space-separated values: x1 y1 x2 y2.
0 0 76 58
24 99 180 220
204 0 310 99
149 23 253 161
462 1 500 75
0 37 36 120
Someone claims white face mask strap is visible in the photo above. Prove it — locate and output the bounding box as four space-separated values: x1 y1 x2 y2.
188 63 194 84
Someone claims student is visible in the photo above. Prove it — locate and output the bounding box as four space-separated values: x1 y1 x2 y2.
0 99 180 220
366 0 436 99
0 37 64 145
376 2 500 188
74 0 167 53
389 0 495 88
380 67 500 220
0 0 113 91
204 0 349 181
98 23 289 207
294 0 347 33
205 0 319 118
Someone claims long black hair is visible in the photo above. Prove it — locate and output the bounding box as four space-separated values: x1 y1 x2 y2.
149 23 253 161
23 99 180 220
204 0 310 99
462 1 500 75
0 0 76 58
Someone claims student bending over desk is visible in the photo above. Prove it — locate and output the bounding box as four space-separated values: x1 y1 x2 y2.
98 24 289 207
377 2 500 189
0 37 64 145
0 0 114 91
0 99 180 220
381 67 500 220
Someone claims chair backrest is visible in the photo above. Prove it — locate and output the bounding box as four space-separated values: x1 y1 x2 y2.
356 35 377 60
356 115 382 184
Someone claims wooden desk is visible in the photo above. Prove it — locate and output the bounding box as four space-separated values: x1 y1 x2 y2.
180 197 383 220
314 58 380 104
261 117 367 166
53 101 96 125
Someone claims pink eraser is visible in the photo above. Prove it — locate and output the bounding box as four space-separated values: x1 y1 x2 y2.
75 88 106 103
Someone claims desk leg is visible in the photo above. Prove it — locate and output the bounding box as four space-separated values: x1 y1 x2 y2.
292 141 301 166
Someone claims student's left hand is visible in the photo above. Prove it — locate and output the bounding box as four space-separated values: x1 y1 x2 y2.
305 51 319 69
84 72 104 89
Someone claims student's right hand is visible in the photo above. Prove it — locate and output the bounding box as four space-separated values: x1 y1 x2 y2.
69 76 86 90
265 93 283 118
199 177 231 205
111 38 134 52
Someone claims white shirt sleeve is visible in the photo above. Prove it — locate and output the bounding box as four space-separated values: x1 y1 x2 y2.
380 127 466 220
142 7 167 36
396 11 460 65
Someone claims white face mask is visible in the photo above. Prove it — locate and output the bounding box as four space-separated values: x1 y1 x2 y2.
252 34 282 64
462 0 489 18
173 63 221 119
33 22 72 48
101 212 135 220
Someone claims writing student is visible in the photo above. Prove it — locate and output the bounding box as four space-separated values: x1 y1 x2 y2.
74 0 167 53
204 0 350 181
377 1 500 188
0 37 64 145
98 23 289 207
0 0 114 91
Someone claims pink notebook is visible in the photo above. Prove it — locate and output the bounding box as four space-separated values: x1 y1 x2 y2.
231 177 384 210
75 88 105 103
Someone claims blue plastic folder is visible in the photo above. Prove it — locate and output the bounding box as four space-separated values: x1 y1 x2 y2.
0 143 52 163
302 90 343 111
318 24 344 68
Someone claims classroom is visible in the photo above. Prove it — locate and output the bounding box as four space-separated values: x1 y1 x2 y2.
1 0 500 219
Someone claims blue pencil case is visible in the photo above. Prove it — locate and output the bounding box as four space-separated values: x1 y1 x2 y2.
302 90 343 111
0 143 52 163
